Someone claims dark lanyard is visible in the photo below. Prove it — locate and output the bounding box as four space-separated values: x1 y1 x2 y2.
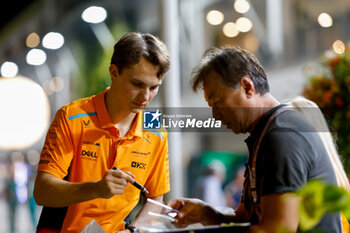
248 106 291 218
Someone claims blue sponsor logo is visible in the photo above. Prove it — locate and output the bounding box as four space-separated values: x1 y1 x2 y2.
143 110 161 129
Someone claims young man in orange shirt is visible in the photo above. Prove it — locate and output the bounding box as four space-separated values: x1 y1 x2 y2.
34 32 171 233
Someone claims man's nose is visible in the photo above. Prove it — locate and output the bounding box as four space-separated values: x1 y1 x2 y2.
207 96 219 107
212 107 222 120
207 98 215 107
139 88 150 102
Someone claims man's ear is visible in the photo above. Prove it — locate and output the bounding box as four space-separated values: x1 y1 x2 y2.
109 64 119 79
240 76 255 98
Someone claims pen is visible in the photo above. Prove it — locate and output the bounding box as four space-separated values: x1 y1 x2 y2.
146 198 178 213
112 167 149 194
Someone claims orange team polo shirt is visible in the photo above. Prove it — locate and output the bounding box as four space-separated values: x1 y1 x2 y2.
37 88 170 233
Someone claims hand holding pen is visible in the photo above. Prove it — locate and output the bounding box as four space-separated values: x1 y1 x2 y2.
96 167 136 199
113 167 149 194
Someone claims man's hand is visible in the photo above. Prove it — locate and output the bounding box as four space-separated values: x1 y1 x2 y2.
96 169 135 199
167 198 220 228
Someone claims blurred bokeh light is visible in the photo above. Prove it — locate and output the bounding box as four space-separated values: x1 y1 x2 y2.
49 76 64 92
42 32 64 50
234 0 250 14
206 10 224 25
318 13 333 28
333 40 345 54
236 17 253 32
0 61 18 78
26 32 40 48
223 22 239 37
244 35 260 52
26 49 47 66
0 76 50 150
81 6 107 24
26 149 41 166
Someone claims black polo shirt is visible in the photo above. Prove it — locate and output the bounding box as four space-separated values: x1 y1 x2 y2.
242 104 341 233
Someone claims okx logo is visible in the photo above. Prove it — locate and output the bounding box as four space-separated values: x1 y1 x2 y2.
131 161 146 169
143 110 161 129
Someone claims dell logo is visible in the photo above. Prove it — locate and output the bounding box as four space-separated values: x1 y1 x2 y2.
81 150 97 158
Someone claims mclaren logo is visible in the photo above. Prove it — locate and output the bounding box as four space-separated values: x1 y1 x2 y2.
82 141 100 146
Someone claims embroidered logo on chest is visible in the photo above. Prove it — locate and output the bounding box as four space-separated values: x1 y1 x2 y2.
83 120 91 128
131 161 146 169
81 149 98 161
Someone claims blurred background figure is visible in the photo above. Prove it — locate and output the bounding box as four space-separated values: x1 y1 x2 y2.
28 173 38 229
193 160 227 210
224 166 245 209
4 152 30 233
4 156 17 233
288 96 350 233
1 151 39 233
26 150 40 229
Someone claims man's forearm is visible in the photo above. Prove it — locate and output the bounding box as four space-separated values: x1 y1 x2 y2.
219 212 248 224
34 172 100 207
202 202 250 226
199 206 243 225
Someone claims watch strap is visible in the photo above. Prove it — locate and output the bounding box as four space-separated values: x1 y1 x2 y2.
126 225 140 233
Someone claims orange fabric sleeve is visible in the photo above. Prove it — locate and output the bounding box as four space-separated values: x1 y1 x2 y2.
37 108 75 179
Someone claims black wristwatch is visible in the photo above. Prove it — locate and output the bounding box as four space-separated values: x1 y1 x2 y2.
126 226 140 233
